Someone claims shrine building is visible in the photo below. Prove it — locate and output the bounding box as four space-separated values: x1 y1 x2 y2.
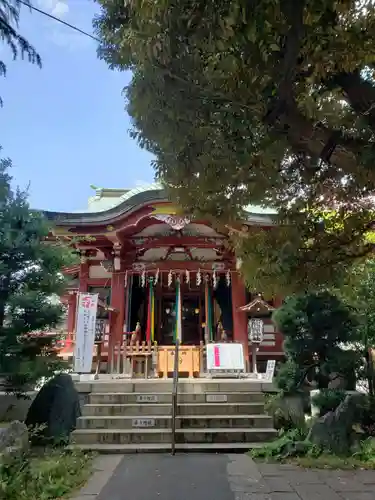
43 183 284 375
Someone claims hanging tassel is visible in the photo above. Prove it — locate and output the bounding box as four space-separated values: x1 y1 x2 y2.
124 270 128 288
154 268 159 285
196 269 202 286
168 270 173 287
212 270 218 290
226 269 231 287
141 270 146 287
185 270 190 284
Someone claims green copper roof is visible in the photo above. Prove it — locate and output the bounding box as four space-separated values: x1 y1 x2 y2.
43 183 277 225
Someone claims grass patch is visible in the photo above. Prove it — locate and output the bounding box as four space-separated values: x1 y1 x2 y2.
0 448 94 500
250 430 375 470
292 454 375 469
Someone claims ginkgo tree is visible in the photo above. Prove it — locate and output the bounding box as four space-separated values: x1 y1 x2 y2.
94 0 375 292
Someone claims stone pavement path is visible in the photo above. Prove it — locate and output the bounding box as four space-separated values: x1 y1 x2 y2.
77 453 375 500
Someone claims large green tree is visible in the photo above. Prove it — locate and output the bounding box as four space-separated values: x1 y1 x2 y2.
94 0 375 292
1 0 41 103
0 152 75 392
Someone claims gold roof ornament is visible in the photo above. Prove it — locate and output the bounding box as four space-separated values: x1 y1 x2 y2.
239 297 275 316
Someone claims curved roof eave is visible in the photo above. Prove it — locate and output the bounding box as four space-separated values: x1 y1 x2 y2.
42 186 278 227
43 188 168 226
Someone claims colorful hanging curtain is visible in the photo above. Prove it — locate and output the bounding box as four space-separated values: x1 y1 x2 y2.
205 279 214 342
145 279 155 342
174 278 182 343
125 274 133 331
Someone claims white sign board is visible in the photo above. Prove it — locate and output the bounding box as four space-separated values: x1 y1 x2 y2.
206 394 228 403
132 418 156 428
136 394 159 403
206 343 245 371
264 359 276 382
74 293 99 373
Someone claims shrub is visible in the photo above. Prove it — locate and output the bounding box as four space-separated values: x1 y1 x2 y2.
311 389 347 416
0 448 92 500
273 292 360 393
358 396 375 437
251 428 312 460
352 437 375 465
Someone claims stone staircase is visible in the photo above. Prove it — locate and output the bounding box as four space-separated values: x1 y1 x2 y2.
71 379 277 453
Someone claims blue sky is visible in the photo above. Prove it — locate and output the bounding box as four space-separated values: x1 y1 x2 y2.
0 0 155 212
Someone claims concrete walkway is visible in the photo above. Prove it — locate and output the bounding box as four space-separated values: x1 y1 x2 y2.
73 453 375 500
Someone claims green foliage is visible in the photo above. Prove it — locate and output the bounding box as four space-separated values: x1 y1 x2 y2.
251 429 375 466
0 153 76 393
0 448 92 500
0 1 41 104
273 291 360 391
25 373 81 445
251 428 312 460
358 396 375 437
275 359 304 395
338 259 375 347
352 437 375 465
311 389 347 416
94 0 375 293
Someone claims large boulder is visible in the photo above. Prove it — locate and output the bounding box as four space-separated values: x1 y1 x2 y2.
25 373 81 445
307 392 365 455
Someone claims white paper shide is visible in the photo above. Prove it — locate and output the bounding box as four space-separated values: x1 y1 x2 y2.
74 293 99 373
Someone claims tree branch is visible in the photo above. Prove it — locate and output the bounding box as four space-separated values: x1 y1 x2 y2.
335 71 375 134
265 0 306 122
276 101 364 174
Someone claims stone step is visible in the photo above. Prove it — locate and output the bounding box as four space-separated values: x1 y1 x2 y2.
88 392 265 405
82 402 266 417
76 414 273 430
71 427 277 445
68 442 265 453
178 415 273 429
78 380 263 394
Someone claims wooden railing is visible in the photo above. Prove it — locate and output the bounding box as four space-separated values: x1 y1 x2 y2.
109 339 159 378
58 329 254 379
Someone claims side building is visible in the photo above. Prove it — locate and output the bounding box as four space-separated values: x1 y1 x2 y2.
43 183 284 375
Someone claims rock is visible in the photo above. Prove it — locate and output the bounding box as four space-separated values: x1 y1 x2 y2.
25 373 81 445
307 392 365 455
0 421 29 464
328 373 347 389
0 421 28 452
269 394 306 430
280 440 310 458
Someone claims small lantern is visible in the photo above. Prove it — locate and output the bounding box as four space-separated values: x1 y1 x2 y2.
248 318 264 344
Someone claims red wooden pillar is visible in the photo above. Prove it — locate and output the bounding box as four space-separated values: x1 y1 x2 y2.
66 293 77 333
231 271 249 362
110 271 125 346
274 295 283 308
78 260 89 292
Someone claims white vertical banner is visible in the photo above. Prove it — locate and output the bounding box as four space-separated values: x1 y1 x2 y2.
74 293 99 373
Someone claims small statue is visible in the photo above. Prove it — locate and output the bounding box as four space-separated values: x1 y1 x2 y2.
216 321 227 342
130 321 141 345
